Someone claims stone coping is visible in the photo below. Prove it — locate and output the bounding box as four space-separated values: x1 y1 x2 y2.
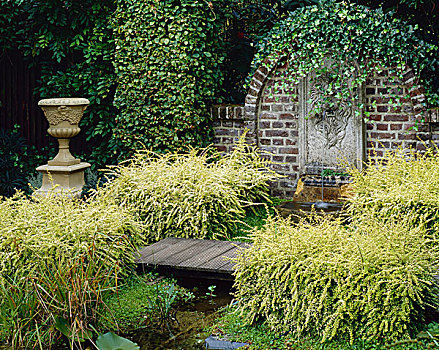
38 98 90 106
36 162 91 173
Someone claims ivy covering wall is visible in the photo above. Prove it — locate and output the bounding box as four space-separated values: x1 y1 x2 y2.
112 0 227 156
250 0 437 120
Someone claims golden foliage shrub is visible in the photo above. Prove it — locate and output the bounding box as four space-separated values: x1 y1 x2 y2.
0 192 144 347
233 214 439 342
348 147 439 234
96 139 281 242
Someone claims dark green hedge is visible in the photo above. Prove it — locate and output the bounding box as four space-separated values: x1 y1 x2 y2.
112 0 227 156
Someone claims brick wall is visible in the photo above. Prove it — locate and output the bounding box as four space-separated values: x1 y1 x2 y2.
211 105 245 154
211 58 434 198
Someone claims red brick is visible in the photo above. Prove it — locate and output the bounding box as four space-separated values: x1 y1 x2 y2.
390 124 403 130
369 114 382 121
263 97 275 103
416 143 427 151
377 105 388 112
266 130 289 137
272 121 284 128
376 124 388 131
377 141 390 148
260 113 277 120
402 70 415 82
259 121 271 129
273 155 285 162
384 115 409 122
280 113 295 120
371 132 395 139
279 148 298 154
248 88 258 97
273 139 285 146
409 88 422 98
398 133 417 140
285 156 297 163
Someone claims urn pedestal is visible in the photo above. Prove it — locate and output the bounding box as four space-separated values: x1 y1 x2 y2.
34 98 91 198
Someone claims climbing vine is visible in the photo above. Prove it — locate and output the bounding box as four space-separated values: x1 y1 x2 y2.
112 0 227 156
251 0 438 121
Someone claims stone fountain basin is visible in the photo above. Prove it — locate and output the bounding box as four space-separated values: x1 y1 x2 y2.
276 200 344 219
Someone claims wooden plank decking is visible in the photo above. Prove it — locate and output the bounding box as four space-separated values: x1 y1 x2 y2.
136 238 250 280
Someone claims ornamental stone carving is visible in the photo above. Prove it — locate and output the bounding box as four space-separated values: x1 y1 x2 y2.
298 66 365 174
309 73 351 149
41 105 85 125
38 98 89 166
35 97 91 198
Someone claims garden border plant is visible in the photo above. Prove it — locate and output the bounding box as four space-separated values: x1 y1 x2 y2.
95 135 282 243
0 191 145 349
232 213 439 343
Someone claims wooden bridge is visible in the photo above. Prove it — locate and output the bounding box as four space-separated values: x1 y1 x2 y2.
136 238 250 281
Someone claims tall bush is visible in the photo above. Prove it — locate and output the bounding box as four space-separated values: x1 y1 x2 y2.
96 138 281 242
111 0 227 157
233 214 439 342
348 147 439 235
0 192 144 348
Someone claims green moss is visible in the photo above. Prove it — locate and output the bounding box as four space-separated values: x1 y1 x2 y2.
98 273 192 333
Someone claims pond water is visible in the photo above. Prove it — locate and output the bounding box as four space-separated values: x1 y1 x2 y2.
277 200 344 220
127 279 234 350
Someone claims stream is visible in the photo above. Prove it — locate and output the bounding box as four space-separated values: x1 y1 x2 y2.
127 279 234 350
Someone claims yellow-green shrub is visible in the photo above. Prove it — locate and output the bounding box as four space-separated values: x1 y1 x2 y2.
233 214 439 342
96 139 280 242
0 191 144 348
348 147 439 235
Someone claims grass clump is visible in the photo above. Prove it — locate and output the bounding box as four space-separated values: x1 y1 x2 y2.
233 214 439 343
348 147 439 234
96 137 281 242
0 191 144 348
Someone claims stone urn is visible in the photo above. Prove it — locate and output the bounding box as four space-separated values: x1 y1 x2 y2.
35 98 91 198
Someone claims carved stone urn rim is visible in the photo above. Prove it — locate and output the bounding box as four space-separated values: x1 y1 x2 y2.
38 97 90 106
